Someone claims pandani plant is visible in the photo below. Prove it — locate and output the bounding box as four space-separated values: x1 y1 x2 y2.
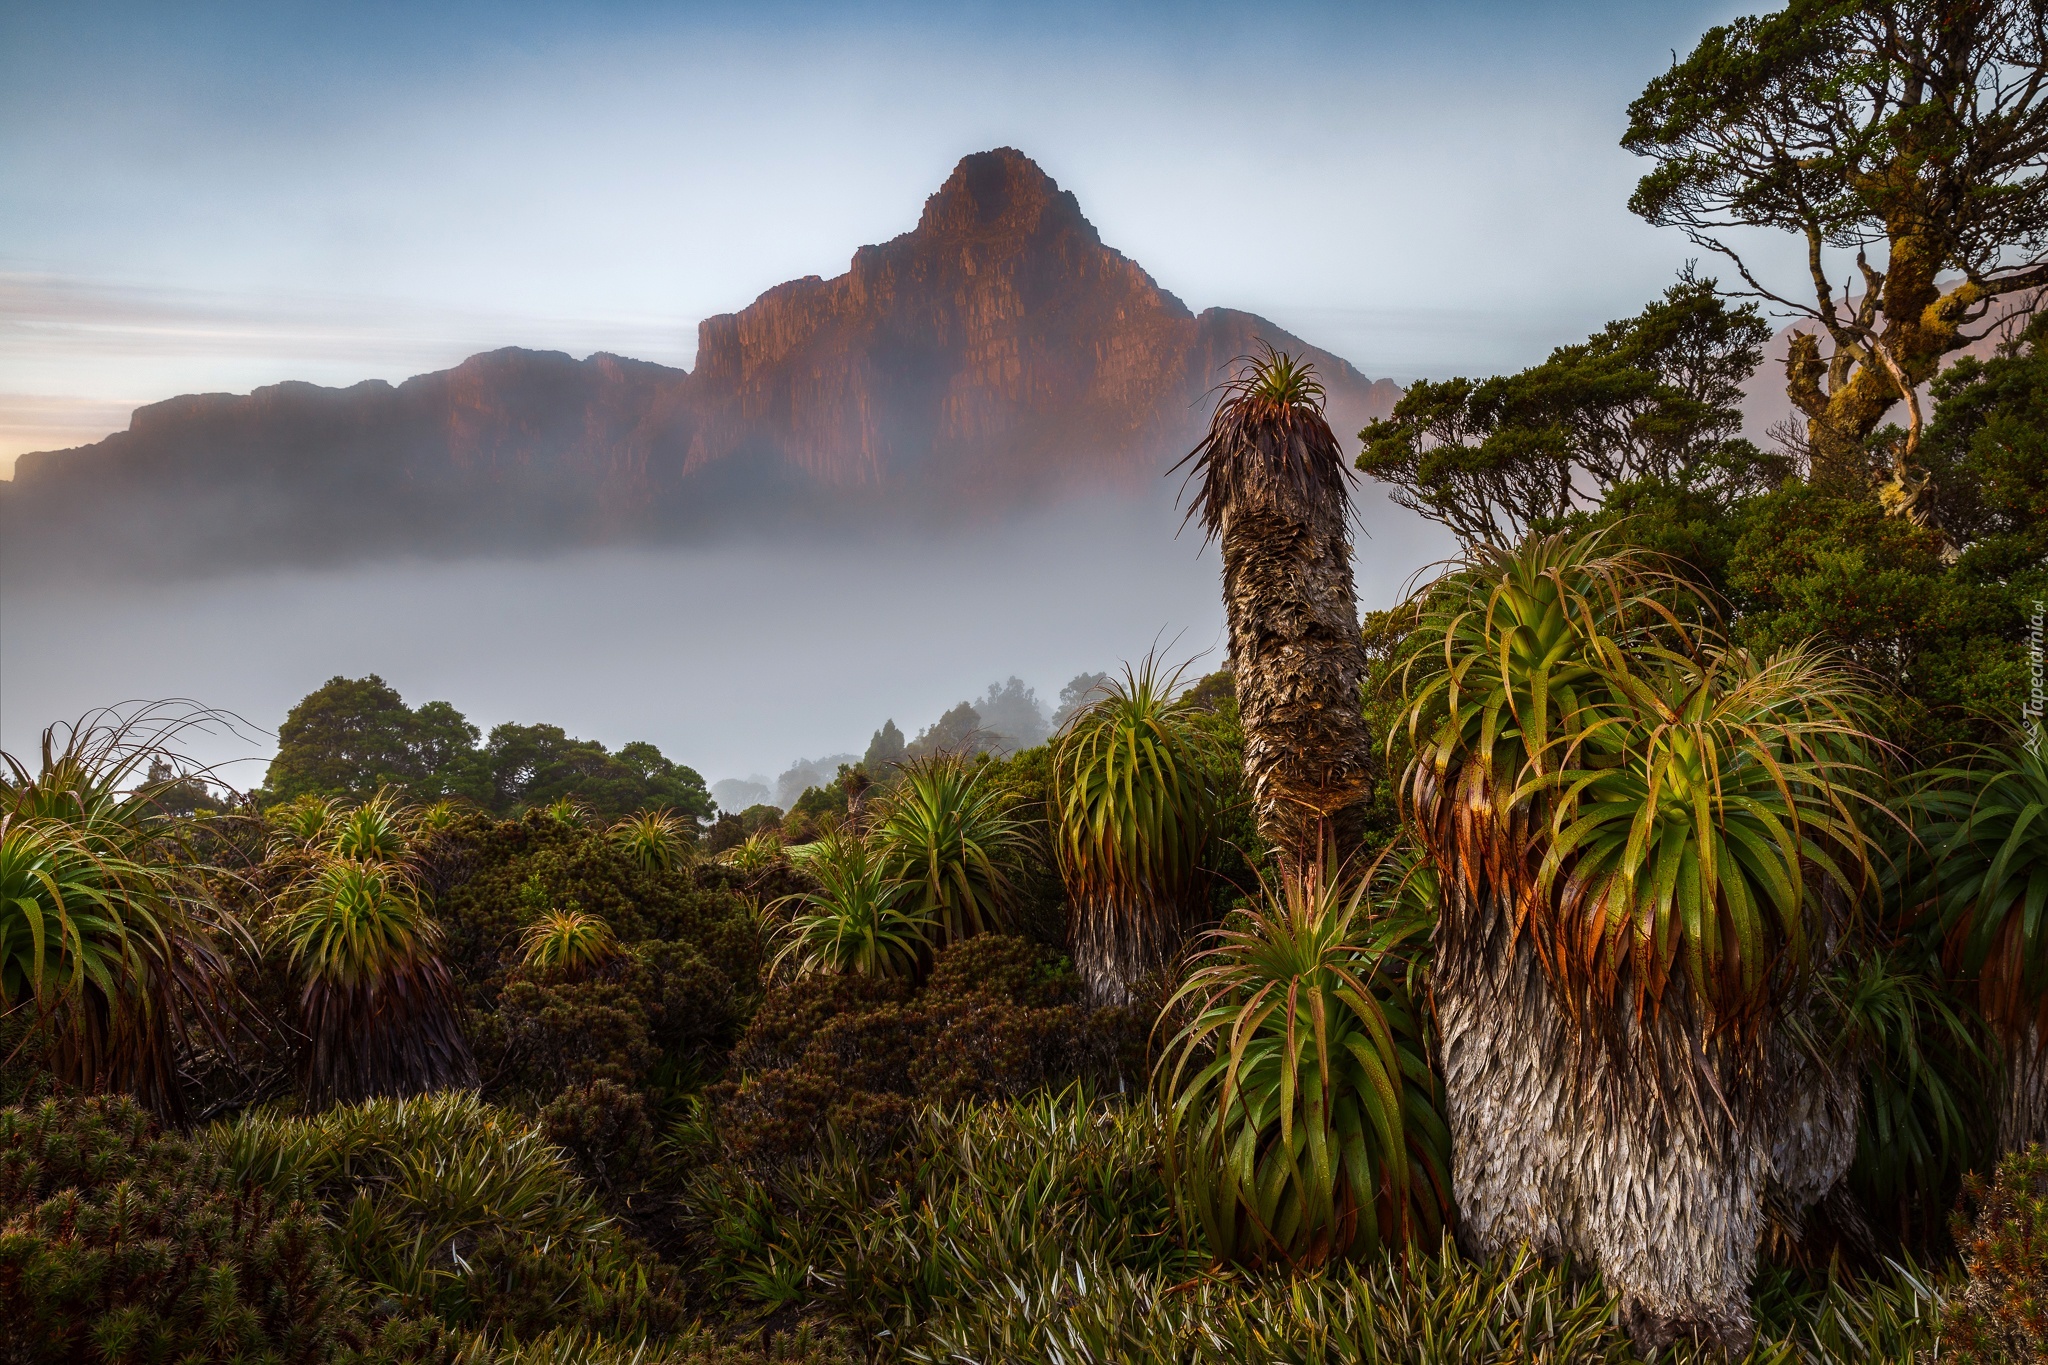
519 908 621 979
275 856 476 1106
1051 658 1217 1005
1158 857 1450 1269
871 752 1029 945
609 808 695 875
1176 345 1374 870
326 789 413 866
1904 736 2048 1151
1397 527 1886 1351
770 830 934 979
1 709 243 1117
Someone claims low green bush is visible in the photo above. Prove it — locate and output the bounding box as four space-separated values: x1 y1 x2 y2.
679 1088 1950 1363
705 935 1142 1166
211 1090 686 1340
0 1094 455 1365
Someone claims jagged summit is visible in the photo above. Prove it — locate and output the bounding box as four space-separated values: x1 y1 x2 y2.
915 147 1096 241
2 150 1400 577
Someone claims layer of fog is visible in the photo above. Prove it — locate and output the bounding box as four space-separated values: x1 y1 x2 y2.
0 494 1455 795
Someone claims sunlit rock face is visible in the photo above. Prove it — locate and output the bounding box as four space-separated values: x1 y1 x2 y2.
1 149 1398 577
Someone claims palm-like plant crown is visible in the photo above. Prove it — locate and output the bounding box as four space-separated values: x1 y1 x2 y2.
1052 660 1216 997
1176 346 1347 541
1053 660 1215 910
1908 740 2048 1037
0 710 239 1114
872 753 1029 943
1159 863 1449 1267
519 908 620 977
328 791 411 865
277 859 439 990
609 808 693 874
1402 530 1882 1032
771 831 934 979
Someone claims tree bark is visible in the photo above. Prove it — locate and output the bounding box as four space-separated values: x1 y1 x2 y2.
1219 502 1372 873
2002 1022 2048 1154
1432 856 1857 1352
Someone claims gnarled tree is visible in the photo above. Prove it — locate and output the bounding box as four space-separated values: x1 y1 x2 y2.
1179 349 1371 870
1625 0 2048 516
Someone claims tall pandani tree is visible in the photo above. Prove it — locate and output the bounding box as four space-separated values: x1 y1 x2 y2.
1051 660 1217 1005
0 707 245 1118
1907 737 2048 1152
1398 529 1886 1351
276 793 475 1106
1177 346 1373 871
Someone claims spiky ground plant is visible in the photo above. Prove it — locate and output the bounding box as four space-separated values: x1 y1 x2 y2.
610 808 695 875
0 710 241 1117
1159 864 1450 1269
271 794 339 851
520 908 621 978
1399 529 1886 1350
722 829 783 875
1907 739 2048 1151
276 857 476 1106
770 832 933 979
871 753 1028 944
1051 660 1217 1005
1177 346 1373 870
327 789 413 865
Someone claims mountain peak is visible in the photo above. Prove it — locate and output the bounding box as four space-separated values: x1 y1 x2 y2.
916 147 1093 242
2 149 1399 578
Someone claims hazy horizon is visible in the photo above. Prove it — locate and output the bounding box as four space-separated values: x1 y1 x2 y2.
0 0 1780 475
0 491 1458 795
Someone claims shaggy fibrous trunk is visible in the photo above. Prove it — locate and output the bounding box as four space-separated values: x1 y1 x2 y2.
301 960 478 1107
1071 893 1180 1009
2002 1022 2048 1153
1434 886 1857 1351
1220 500 1372 871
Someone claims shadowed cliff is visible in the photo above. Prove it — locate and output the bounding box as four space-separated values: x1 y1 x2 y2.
1 149 1400 579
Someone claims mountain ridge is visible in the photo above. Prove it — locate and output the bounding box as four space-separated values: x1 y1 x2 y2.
2 149 1401 577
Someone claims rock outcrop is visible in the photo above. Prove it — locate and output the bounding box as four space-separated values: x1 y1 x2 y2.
2 149 1400 576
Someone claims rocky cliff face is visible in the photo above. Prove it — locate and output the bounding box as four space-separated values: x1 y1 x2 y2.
3 149 1400 575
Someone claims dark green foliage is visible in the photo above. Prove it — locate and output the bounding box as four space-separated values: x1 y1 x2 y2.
862 721 906 774
217 1092 685 1342
265 676 472 804
262 678 712 822
904 702 985 760
434 810 760 997
0 1094 440 1365
704 806 784 856
541 1080 656 1191
1945 1144 2048 1361
487 940 735 1098
479 726 713 824
1825 948 1993 1250
1359 270 1775 547
707 936 1139 1166
1725 484 2030 757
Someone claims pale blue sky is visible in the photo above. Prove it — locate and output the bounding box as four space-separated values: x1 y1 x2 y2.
0 0 1773 470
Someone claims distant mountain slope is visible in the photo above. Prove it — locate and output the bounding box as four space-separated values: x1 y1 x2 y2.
2 149 1400 577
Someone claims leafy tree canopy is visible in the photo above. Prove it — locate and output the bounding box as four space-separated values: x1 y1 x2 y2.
263 676 711 821
1359 269 1778 547
481 723 712 823
1624 0 2048 505
864 719 907 772
265 674 480 803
